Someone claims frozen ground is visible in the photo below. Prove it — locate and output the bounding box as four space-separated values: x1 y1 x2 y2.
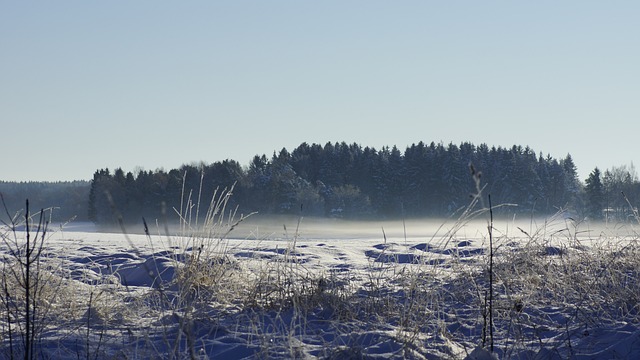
1 214 640 359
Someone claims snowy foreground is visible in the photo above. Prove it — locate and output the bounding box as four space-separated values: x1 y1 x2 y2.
1 215 640 359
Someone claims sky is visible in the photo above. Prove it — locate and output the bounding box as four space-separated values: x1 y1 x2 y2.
1 1 639 182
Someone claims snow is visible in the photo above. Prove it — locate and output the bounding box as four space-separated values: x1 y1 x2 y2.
1 216 639 359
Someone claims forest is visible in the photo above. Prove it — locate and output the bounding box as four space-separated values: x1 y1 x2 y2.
2 141 639 225
86 141 640 225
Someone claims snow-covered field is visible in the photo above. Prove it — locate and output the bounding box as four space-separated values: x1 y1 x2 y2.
1 212 640 359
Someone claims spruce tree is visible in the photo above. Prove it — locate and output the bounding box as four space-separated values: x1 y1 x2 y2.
585 167 604 220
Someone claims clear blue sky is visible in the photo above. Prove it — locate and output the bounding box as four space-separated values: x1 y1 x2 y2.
2 1 639 182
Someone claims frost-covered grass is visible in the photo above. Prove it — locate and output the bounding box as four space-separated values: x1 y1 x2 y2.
1 192 640 359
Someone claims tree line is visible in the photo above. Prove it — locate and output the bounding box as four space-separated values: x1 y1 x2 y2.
3 142 637 226
0 181 90 223
86 141 639 226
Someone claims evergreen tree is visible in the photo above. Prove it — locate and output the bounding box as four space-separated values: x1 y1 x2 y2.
560 154 582 209
584 167 604 219
87 170 101 223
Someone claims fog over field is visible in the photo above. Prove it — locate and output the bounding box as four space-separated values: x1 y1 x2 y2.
91 212 619 243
